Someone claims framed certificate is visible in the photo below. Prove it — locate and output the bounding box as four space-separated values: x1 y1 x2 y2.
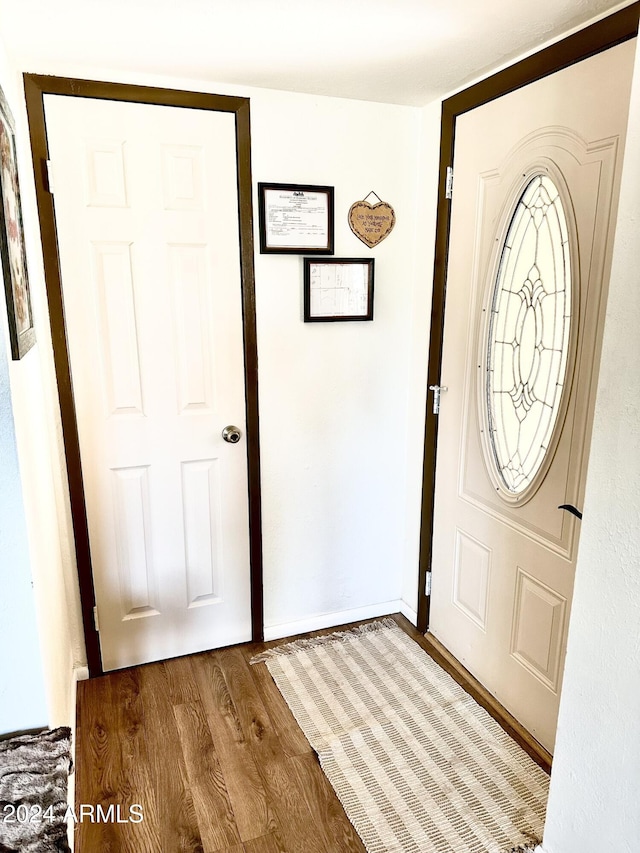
258 182 334 254
304 258 374 322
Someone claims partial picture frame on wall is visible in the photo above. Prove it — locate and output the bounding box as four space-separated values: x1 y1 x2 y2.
0 85 35 360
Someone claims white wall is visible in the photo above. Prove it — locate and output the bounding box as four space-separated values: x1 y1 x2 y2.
0 249 47 734
249 88 426 636
0 38 85 730
539 36 640 853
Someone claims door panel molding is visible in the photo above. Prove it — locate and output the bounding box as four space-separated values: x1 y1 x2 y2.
24 75 263 675
418 3 640 632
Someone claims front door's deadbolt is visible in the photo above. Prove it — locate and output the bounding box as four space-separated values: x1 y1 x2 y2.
222 425 242 444
428 385 448 415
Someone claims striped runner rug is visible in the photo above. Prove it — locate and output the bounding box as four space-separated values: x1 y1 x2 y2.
252 619 548 853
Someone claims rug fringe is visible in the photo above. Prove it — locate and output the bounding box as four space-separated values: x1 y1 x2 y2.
249 617 399 664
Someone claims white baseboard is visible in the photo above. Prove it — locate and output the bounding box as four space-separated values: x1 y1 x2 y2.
399 600 418 626
70 664 89 730
264 600 405 642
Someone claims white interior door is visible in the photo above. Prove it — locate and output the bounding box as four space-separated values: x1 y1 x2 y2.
428 40 636 752
45 95 252 671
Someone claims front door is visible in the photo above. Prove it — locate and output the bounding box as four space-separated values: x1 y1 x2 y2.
44 94 254 671
428 40 636 752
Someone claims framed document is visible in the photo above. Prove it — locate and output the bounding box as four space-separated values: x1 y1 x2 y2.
304 258 374 322
258 182 334 254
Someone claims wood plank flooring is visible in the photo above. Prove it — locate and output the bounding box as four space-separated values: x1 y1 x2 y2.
74 614 549 852
74 621 369 852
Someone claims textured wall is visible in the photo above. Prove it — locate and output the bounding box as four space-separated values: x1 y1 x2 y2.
541 36 640 853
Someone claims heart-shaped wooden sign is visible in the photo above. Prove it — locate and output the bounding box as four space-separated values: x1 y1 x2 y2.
348 199 396 248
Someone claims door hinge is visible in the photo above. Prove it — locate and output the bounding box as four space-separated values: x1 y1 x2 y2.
425 570 432 597
428 384 448 415
445 166 454 200
93 605 100 632
45 159 55 194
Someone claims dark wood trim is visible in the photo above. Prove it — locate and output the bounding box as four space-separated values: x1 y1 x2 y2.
417 98 453 632
23 75 102 676
23 74 264 673
234 99 265 643
23 74 250 112
417 3 640 633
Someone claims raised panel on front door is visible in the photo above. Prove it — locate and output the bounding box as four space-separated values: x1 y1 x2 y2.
453 529 491 630
510 569 566 692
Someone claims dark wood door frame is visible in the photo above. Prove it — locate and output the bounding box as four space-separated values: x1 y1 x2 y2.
23 75 264 676
417 4 640 633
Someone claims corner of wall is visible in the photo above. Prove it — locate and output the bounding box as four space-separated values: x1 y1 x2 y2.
541 34 640 853
400 98 443 611
399 600 418 626
0 40 86 731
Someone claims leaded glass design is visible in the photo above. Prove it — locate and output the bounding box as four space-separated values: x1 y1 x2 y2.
486 174 572 495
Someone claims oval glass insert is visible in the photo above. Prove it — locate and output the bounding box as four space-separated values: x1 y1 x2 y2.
486 174 572 496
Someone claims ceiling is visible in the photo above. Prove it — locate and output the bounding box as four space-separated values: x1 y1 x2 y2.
0 0 632 105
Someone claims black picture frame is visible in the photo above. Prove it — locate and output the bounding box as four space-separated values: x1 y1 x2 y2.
304 258 375 322
258 182 334 254
0 86 35 360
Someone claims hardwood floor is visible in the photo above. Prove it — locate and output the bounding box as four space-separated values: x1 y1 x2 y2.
74 620 368 852
74 614 550 852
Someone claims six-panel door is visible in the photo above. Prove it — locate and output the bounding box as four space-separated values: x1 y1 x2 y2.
45 95 252 670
